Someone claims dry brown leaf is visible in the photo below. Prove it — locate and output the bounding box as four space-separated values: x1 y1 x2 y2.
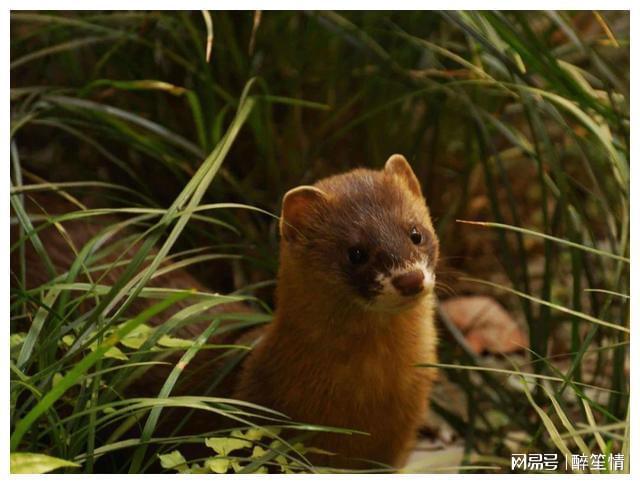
440 296 528 354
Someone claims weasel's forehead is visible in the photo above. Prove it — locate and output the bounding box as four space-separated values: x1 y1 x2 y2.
318 170 413 218
313 172 432 259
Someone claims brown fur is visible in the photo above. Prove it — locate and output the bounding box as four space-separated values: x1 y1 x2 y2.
12 154 438 471
234 155 439 470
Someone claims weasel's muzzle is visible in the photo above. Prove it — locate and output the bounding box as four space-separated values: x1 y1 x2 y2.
392 270 425 296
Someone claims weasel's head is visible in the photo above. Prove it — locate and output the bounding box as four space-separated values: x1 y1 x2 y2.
279 154 439 312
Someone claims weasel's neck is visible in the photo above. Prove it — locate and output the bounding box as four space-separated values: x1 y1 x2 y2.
272 260 431 344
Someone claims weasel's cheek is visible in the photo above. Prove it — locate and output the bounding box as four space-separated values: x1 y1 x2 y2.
349 276 383 302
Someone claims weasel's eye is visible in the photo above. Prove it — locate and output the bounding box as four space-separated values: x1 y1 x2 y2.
348 246 368 265
410 226 422 245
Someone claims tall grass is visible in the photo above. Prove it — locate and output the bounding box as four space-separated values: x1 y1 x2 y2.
10 11 629 473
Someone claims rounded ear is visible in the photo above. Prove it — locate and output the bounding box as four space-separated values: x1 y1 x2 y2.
280 185 329 242
384 154 422 197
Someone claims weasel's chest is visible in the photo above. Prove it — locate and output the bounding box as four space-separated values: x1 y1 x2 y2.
274 333 431 427
236 307 437 467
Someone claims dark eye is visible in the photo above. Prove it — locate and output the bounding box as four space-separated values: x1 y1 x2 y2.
348 246 368 265
410 226 422 245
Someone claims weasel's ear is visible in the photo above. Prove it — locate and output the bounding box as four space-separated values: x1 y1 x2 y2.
384 154 422 197
280 185 329 242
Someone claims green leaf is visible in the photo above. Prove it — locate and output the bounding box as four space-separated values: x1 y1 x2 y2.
231 459 245 472
206 457 231 474
292 442 307 454
205 436 252 456
10 452 79 474
156 334 194 348
187 463 207 474
10 333 26 357
88 339 129 361
245 427 267 441
61 335 75 347
275 453 289 472
158 450 187 472
119 323 153 349
104 346 128 361
244 426 279 442
251 446 267 458
10 332 26 348
52 373 64 387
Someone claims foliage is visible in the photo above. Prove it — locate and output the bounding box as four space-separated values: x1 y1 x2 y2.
10 11 629 473
158 427 320 473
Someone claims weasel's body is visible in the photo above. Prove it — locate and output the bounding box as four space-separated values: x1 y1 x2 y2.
13 154 439 471
235 155 439 469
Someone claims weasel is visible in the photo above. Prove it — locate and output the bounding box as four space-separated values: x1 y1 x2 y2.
12 154 439 471
234 154 439 470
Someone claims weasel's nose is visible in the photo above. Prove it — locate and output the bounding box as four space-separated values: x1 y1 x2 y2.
392 270 425 296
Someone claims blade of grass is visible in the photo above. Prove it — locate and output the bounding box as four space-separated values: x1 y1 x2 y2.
456 220 629 262
461 277 628 333
521 380 574 466
582 398 607 455
10 35 120 70
128 316 223 472
201 10 214 62
10 291 190 451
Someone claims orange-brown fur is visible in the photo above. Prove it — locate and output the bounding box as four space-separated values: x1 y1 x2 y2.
13 155 439 471
234 155 439 469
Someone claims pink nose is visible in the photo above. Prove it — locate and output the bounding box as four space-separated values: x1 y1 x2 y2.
391 270 425 296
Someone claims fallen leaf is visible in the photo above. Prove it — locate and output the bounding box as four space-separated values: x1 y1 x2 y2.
440 296 528 354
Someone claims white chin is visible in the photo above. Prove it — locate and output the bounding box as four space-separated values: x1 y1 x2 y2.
367 291 427 312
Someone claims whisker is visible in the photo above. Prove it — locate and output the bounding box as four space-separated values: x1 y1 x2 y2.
435 281 457 297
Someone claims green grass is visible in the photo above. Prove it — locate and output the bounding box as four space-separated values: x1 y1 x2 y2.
10 11 629 473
